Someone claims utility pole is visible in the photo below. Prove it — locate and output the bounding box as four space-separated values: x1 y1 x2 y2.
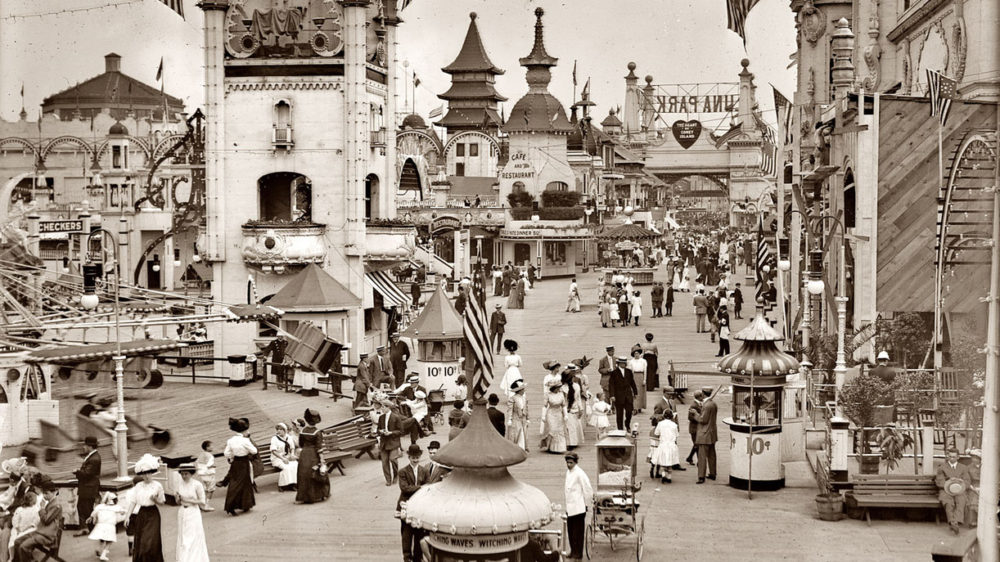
977 167 999 561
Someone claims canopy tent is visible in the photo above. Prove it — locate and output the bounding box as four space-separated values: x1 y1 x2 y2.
265 264 360 312
401 285 463 341
596 223 662 241
27 339 185 364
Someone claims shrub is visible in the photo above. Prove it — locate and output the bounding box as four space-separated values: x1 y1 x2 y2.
509 207 585 220
840 373 894 427
507 191 535 209
540 190 581 208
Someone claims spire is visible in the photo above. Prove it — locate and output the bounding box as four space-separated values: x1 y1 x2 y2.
519 7 558 69
442 12 504 75
501 8 573 134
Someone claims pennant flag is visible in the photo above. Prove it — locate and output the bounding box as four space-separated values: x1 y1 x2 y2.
155 57 163 82
726 0 760 46
20 84 24 98
572 60 577 88
157 0 185 19
464 268 494 399
428 104 444 119
582 77 591 98
926 69 957 127
414 73 420 88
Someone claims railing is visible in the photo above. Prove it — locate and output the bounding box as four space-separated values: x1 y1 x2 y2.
369 127 386 147
272 126 293 146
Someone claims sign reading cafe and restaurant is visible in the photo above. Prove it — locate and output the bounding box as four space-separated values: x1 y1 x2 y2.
500 151 534 180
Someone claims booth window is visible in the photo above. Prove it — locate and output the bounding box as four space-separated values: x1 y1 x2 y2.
544 241 567 266
420 340 460 362
732 387 782 426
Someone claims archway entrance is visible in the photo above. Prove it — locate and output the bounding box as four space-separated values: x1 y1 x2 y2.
258 172 311 222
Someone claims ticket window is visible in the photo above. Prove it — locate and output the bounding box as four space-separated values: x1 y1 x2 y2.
543 242 567 266
732 386 782 426
419 340 462 362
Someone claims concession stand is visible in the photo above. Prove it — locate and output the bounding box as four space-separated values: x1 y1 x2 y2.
597 222 662 285
717 304 800 491
400 286 466 402
403 401 557 561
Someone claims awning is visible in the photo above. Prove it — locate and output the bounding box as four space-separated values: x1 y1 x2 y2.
366 270 411 308
224 304 285 323
27 339 186 363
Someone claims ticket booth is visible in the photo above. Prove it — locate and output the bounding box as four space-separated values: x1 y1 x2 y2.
401 286 465 401
717 306 799 491
403 401 556 561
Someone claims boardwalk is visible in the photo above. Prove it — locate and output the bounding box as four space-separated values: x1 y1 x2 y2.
52 267 951 561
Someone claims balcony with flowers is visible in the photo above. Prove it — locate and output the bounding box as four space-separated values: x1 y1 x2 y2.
364 217 417 262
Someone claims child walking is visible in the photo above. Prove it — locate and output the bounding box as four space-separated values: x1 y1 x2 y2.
591 393 611 439
647 414 662 479
195 440 217 511
88 492 122 561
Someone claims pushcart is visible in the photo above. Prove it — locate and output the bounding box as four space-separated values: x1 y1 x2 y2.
585 430 645 561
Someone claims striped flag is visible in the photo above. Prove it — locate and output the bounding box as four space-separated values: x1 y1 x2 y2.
772 84 793 145
157 0 184 19
926 69 957 127
428 104 444 119
726 0 760 47
754 113 777 176
755 216 775 314
464 268 494 399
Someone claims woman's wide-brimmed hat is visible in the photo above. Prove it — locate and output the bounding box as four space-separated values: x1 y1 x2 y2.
228 417 249 433
542 360 561 371
177 462 197 474
134 453 160 475
510 379 526 392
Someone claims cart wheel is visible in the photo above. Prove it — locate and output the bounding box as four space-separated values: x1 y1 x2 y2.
636 516 645 561
584 523 594 560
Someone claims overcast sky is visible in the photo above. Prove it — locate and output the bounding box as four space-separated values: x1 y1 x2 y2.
0 0 796 126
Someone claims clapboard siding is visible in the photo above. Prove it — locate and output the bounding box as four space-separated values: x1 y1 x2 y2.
876 96 997 312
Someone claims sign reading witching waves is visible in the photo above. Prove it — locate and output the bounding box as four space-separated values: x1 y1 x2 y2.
645 83 739 116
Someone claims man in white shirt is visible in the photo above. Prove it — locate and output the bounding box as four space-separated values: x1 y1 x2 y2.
563 453 593 561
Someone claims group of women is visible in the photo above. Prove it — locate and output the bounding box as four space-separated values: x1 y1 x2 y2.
597 281 643 328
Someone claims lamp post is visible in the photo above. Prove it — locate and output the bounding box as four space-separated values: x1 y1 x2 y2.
80 228 130 482
584 206 594 272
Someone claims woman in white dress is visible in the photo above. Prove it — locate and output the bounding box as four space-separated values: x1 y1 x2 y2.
506 380 529 451
627 349 648 412
540 380 568 454
269 424 298 492
174 463 210 562
499 340 523 399
678 262 692 292
631 291 643 327
561 369 585 449
651 413 680 483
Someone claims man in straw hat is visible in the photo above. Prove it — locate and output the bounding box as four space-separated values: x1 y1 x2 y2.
936 447 974 534
11 476 61 562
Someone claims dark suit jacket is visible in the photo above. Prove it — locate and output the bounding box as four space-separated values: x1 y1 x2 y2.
397 463 430 509
373 354 390 380
487 407 506 436
75 450 101 499
607 367 637 404
376 411 403 452
489 311 506 335
356 357 373 385
389 341 410 373
687 403 701 435
694 399 718 444
425 461 450 484
32 499 63 544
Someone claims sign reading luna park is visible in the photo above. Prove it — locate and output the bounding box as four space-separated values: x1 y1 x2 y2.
645 83 739 116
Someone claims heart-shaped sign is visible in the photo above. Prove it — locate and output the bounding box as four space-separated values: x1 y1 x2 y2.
671 120 703 149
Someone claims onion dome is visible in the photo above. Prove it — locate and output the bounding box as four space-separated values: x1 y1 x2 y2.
108 121 129 136
401 113 427 130
717 301 800 378
502 8 573 135
404 401 554 536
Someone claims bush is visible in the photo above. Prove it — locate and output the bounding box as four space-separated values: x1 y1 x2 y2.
507 192 535 209
540 190 581 208
509 207 585 220
840 373 894 427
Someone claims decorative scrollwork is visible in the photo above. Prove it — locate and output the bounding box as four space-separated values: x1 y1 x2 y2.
800 0 825 45
861 2 882 91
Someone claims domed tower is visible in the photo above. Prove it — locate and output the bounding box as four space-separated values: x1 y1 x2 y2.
436 12 506 138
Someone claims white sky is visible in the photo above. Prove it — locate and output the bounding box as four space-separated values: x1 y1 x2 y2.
0 0 796 126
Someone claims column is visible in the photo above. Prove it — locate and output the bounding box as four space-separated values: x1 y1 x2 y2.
198 0 228 262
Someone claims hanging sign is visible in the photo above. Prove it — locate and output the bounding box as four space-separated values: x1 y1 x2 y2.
671 120 702 149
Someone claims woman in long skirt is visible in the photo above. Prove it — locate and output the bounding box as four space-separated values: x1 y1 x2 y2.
175 464 210 562
627 349 647 412
599 296 611 327
125 454 165 562
641 333 659 391
499 340 523 400
540 381 568 454
507 278 523 309
223 418 256 515
296 409 330 504
269 424 298 492
507 380 529 451
651 413 680 483
562 370 585 449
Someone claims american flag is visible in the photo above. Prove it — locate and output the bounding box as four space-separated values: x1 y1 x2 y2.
157 0 184 19
755 216 775 314
464 267 494 399
726 0 760 47
755 114 777 177
926 69 957 127
772 84 793 146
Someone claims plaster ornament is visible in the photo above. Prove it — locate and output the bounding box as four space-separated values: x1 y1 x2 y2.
799 0 825 45
951 0 968 82
861 3 882 91
901 38 912 95
915 22 950 95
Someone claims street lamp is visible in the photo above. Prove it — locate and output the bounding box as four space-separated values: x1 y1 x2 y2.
80 228 130 482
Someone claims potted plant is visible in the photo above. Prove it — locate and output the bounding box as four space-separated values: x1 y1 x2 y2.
840 374 894 474
814 466 844 521
876 424 914 472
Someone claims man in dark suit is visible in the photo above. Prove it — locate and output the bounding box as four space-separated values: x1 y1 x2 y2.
732 283 744 319
490 304 507 353
74 435 101 535
374 345 395 386
685 390 703 465
390 334 411 385
374 400 403 486
695 387 718 483
356 352 373 386
398 444 430 562
487 393 506 436
597 346 615 406
608 357 638 431
424 441 450 484
12 477 62 562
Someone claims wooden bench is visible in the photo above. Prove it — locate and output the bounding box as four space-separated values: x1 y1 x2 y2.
322 415 378 460
844 474 942 525
32 521 66 562
255 435 352 480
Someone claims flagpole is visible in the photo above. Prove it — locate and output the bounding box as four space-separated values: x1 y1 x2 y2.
933 117 944 374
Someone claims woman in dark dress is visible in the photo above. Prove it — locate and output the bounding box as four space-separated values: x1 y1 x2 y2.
295 409 330 504
223 417 257 515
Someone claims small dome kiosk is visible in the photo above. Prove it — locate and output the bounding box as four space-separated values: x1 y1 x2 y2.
401 286 466 401
403 401 556 560
717 303 800 491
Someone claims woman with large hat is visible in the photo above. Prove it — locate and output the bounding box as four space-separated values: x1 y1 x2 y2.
295 409 330 504
507 379 529 452
174 463 209 561
223 417 257 515
540 378 568 454
123 454 166 561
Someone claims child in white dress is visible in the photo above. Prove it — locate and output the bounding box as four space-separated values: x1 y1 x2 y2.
88 492 123 561
195 440 216 511
591 394 611 439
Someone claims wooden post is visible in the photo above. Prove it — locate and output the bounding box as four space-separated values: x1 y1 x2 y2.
921 412 935 476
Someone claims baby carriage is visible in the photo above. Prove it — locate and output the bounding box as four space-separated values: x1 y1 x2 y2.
426 388 447 428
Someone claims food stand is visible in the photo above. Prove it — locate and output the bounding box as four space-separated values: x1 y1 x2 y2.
597 223 662 286
717 304 800 492
586 430 645 560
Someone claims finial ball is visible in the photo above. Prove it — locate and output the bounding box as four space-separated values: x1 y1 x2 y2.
469 12 476 20
627 62 636 71
645 75 653 84
741 58 750 68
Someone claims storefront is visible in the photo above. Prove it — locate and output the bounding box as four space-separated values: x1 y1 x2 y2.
497 224 593 279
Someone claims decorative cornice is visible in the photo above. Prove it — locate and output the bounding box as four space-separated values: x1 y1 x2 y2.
887 0 950 42
225 80 343 93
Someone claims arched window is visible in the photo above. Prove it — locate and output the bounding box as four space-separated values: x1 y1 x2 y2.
258 172 310 222
273 100 293 145
546 181 569 192
843 168 856 229
365 174 380 220
399 159 422 199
